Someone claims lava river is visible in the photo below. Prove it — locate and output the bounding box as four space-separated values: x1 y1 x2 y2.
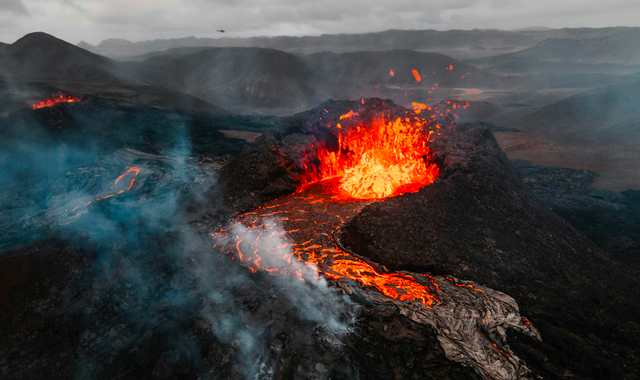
211 178 541 380
212 180 442 308
211 109 542 380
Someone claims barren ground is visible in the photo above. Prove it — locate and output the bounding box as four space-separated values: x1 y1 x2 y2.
495 132 640 191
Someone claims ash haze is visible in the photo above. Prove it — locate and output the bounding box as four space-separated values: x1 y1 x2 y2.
0 0 639 44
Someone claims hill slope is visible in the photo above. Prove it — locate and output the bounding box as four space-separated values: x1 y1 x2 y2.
1 32 139 84
305 49 501 89
492 76 640 141
133 47 343 111
471 29 640 69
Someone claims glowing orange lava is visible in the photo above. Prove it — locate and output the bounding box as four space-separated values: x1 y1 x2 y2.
31 93 82 109
212 185 444 308
66 166 140 213
301 113 440 200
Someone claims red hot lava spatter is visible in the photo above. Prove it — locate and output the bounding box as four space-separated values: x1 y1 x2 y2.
300 112 441 200
31 93 82 109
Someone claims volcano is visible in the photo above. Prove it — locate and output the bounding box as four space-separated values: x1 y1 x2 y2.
1 98 640 380
205 98 640 379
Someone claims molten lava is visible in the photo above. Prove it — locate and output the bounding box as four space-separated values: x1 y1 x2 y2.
213 108 450 307
301 114 440 200
68 166 140 213
31 93 82 109
212 183 443 308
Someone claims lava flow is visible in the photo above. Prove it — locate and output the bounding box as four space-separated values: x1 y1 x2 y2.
213 111 451 307
301 113 440 200
67 166 140 213
31 93 82 109
211 103 541 378
212 181 442 308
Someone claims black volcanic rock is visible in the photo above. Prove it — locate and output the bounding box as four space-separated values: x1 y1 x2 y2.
0 231 481 380
3 98 640 379
0 234 96 379
339 122 640 379
341 124 607 282
512 159 640 262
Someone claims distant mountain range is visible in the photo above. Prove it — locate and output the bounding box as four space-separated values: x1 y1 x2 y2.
130 47 339 111
491 75 640 141
76 27 638 61
0 32 513 113
1 29 640 120
469 29 640 70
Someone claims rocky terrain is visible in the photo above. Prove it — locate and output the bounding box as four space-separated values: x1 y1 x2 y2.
2 24 640 378
0 98 550 380
199 99 640 378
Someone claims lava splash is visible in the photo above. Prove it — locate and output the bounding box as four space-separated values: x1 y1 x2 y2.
31 93 82 109
301 112 440 200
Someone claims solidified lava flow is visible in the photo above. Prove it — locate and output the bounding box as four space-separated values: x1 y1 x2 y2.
31 93 82 109
210 106 540 379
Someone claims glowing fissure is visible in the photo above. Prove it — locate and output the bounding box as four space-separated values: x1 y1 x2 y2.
301 113 440 200
65 166 139 214
31 93 82 109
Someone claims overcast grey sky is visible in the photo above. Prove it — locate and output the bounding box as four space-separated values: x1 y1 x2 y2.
1 0 639 44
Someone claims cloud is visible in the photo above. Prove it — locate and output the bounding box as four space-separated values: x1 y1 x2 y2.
2 0 639 44
0 0 29 16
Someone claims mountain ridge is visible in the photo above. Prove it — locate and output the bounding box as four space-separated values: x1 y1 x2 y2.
2 32 138 85
78 27 639 60
469 29 640 67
